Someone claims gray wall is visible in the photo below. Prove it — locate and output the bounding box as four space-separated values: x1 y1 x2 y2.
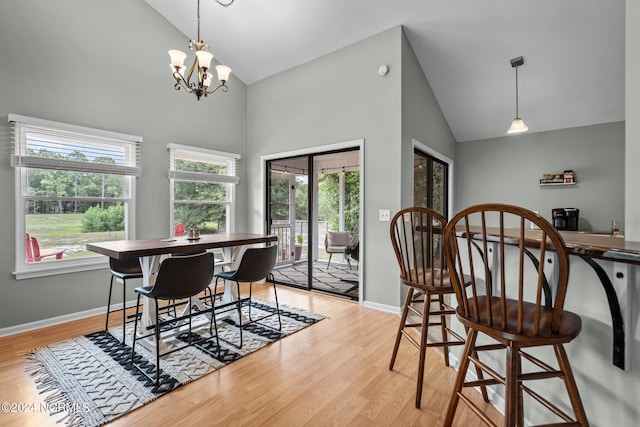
0 0 248 327
247 26 404 307
626 0 640 240
246 26 456 309
400 29 456 208
453 122 636 426
455 122 625 231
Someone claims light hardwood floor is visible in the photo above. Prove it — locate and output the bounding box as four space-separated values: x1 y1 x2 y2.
0 284 503 426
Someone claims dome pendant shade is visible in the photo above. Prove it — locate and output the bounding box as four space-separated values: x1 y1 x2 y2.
507 117 529 134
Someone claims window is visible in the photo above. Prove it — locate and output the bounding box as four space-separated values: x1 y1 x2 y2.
168 144 239 236
10 114 140 279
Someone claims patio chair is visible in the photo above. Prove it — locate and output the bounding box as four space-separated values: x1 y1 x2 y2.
325 231 350 269
174 222 185 237
25 233 64 263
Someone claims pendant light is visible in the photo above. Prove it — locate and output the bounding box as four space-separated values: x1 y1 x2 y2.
507 56 529 134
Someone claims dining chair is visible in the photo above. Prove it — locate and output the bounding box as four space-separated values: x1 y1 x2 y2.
389 207 481 409
130 252 216 386
442 203 588 426
105 257 143 343
211 245 280 348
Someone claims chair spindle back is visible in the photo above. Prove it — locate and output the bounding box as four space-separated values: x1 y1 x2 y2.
443 203 570 336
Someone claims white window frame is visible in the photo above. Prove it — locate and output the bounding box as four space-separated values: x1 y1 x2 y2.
10 114 140 279
168 143 240 235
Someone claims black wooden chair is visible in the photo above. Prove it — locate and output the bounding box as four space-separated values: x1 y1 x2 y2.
211 245 280 348
130 252 216 386
443 203 588 426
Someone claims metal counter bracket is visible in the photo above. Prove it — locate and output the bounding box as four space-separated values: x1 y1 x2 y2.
578 257 631 371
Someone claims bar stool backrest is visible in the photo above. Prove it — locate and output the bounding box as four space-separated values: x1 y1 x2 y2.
443 203 570 336
390 207 448 290
227 245 277 282
109 257 143 277
149 252 214 300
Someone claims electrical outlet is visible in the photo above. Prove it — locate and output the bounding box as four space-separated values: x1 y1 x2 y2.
379 209 390 221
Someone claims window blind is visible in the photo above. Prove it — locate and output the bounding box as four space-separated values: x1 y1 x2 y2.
9 114 141 177
168 143 240 184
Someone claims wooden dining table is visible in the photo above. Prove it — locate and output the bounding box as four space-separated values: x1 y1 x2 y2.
87 232 277 351
460 226 640 370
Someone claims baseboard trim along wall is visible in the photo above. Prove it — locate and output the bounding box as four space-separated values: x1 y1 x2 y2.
0 300 136 337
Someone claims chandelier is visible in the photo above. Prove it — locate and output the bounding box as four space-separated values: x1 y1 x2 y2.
168 0 235 100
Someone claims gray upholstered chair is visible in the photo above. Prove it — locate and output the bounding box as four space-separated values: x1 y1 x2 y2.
325 231 351 269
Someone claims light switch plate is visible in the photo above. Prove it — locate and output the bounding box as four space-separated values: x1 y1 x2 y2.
379 209 390 221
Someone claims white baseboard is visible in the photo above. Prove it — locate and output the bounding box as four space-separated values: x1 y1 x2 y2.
362 300 401 315
0 300 136 338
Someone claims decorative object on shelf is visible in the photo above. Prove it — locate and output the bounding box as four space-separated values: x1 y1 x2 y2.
507 56 529 134
540 169 575 185
168 0 233 100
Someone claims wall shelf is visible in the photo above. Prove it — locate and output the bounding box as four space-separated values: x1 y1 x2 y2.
540 169 576 186
539 182 576 187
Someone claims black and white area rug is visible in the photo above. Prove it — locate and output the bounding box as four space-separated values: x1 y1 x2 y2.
26 300 324 426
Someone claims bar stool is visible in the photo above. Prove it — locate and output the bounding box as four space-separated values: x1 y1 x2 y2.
105 257 143 343
389 207 479 409
211 245 280 349
442 203 588 426
131 252 216 386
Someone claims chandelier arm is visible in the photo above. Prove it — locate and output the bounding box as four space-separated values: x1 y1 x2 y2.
184 58 200 90
204 82 228 95
172 72 195 93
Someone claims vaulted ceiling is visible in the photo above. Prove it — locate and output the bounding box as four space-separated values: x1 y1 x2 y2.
145 0 625 142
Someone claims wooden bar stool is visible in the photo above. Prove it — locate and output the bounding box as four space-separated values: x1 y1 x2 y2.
442 203 588 426
389 207 479 409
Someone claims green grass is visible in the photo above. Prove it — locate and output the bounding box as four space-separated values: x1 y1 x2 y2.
27 214 124 259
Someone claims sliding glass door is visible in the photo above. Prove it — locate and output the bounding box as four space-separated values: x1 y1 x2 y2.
266 148 360 300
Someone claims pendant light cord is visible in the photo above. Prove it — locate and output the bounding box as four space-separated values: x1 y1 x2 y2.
515 65 519 118
196 0 201 41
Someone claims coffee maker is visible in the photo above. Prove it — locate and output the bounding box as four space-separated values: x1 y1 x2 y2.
552 208 579 231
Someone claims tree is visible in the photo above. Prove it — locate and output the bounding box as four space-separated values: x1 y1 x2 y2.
318 171 360 232
173 159 228 232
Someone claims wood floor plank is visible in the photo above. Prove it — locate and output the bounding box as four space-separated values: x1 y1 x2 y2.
0 284 503 426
